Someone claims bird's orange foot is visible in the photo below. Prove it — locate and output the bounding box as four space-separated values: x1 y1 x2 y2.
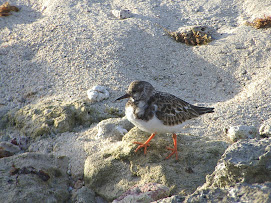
165 133 178 160
133 133 156 155
166 146 178 160
133 142 150 155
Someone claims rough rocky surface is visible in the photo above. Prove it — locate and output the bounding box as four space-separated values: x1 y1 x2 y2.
259 119 271 138
0 152 70 202
84 127 228 201
185 138 271 202
226 125 259 142
185 182 271 203
0 0 271 202
204 138 271 188
112 183 170 203
96 117 134 141
0 141 20 158
71 186 96 203
4 99 119 138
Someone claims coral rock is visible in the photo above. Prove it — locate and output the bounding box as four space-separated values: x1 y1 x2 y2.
226 125 259 142
87 86 109 103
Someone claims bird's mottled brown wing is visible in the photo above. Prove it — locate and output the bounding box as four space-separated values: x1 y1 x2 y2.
153 92 200 126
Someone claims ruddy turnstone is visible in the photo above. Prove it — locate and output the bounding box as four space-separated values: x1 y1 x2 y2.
116 81 214 160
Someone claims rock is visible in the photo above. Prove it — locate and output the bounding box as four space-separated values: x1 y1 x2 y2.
226 125 259 142
259 122 271 138
0 141 20 158
96 117 134 141
87 86 109 103
84 127 228 201
112 183 170 203
0 152 69 202
111 9 132 19
71 186 96 203
0 106 11 129
5 100 112 138
10 136 29 150
205 138 271 187
184 138 271 202
186 182 271 203
154 195 184 203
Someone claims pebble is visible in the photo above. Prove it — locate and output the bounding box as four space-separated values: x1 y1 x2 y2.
226 125 259 142
96 118 133 141
111 9 132 19
259 124 271 138
87 86 109 103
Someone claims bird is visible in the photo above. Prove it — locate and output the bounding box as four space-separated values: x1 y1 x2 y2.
116 80 214 160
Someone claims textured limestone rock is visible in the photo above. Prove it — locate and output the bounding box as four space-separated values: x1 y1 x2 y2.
226 125 259 142
259 120 271 138
0 141 20 158
96 117 134 141
185 138 271 202
204 138 271 188
71 186 96 203
112 183 170 203
185 182 271 203
0 152 69 202
87 86 109 103
0 106 11 129
154 195 184 203
5 99 114 138
84 127 228 201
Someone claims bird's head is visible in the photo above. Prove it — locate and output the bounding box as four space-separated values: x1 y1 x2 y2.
116 81 154 102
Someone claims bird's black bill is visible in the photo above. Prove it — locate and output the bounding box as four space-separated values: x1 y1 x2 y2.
115 93 130 101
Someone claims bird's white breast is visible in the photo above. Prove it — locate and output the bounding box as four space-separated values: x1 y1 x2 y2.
125 105 186 134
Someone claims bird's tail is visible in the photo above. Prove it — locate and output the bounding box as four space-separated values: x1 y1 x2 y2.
191 105 214 115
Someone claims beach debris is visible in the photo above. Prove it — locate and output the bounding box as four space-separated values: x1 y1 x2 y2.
10 164 50 182
246 15 271 29
10 136 29 150
161 25 212 45
87 85 109 103
0 2 19 17
225 125 259 142
111 9 132 19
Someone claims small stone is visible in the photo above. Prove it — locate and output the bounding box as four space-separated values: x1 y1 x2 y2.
0 141 20 158
259 124 271 138
74 179 84 190
96 117 133 141
87 86 109 103
241 70 247 75
226 125 259 142
111 9 132 19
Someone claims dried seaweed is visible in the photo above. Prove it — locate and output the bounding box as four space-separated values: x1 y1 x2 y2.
0 2 19 17
159 24 212 45
10 165 50 182
246 15 271 29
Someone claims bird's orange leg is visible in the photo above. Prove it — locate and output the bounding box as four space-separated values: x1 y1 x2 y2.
166 133 178 160
133 133 156 155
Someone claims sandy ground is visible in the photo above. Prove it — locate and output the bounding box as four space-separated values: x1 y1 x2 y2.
0 0 271 192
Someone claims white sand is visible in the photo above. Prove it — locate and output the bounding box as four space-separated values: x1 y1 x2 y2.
1 0 271 141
